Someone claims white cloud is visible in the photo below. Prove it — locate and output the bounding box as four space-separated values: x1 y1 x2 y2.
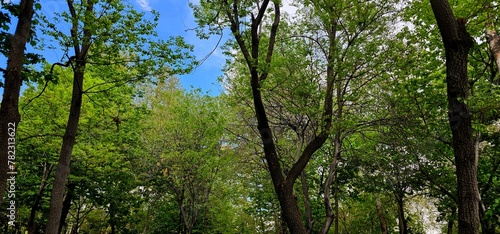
136 0 152 11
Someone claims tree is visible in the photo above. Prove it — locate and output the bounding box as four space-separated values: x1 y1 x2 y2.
194 1 336 232
140 79 228 233
11 63 149 232
295 1 399 232
42 0 193 232
0 0 35 208
429 0 479 233
3 0 500 232
195 0 304 233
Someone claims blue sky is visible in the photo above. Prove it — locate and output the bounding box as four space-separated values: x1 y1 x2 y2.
134 0 229 95
1 0 228 96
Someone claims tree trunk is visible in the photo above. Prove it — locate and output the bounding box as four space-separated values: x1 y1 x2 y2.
276 183 306 233
479 195 494 234
27 188 42 234
46 1 93 232
430 1 479 233
177 200 182 234
375 194 388 234
447 220 454 234
27 163 53 234
447 208 456 234
320 77 343 234
296 135 313 234
58 183 75 234
395 192 408 234
334 175 339 234
300 171 313 234
279 211 289 234
485 5 500 83
486 26 500 81
45 65 85 234
476 133 494 234
179 195 194 234
0 0 35 207
319 133 340 234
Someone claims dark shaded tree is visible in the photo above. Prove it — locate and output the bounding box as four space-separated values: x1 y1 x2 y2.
0 0 35 207
430 0 479 233
203 1 335 232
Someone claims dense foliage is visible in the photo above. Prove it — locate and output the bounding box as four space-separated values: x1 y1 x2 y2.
0 0 499 233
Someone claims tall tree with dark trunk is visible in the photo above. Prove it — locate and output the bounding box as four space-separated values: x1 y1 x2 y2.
221 1 308 231
395 191 408 234
0 0 35 207
430 0 479 233
196 0 335 232
43 0 194 232
45 1 93 231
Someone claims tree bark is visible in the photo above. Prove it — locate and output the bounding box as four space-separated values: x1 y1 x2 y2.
27 163 53 234
45 63 85 234
447 208 456 234
375 194 388 234
478 190 495 234
485 4 500 84
296 135 313 234
333 175 339 234
45 1 93 232
319 134 340 234
395 192 408 234
447 219 454 234
0 0 35 207
58 182 75 234
475 133 494 234
320 74 342 234
479 197 495 234
486 26 500 82
300 171 313 234
179 201 194 234
27 185 43 234
430 1 479 233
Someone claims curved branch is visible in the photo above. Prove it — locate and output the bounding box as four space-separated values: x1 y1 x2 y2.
21 59 74 112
